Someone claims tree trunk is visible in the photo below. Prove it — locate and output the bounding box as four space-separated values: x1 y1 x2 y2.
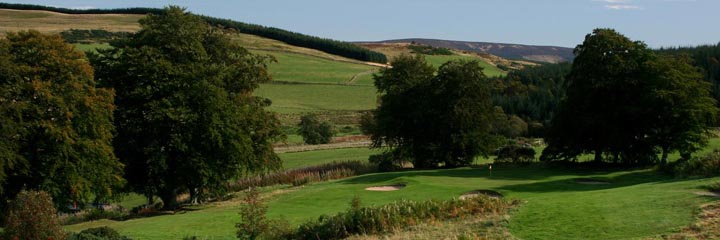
661 147 669 165
159 190 178 210
594 149 603 162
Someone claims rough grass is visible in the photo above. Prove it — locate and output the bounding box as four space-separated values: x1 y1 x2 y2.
0 9 142 34
234 33 370 65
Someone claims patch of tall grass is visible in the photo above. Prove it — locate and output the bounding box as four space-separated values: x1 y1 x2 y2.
227 161 376 191
287 196 517 240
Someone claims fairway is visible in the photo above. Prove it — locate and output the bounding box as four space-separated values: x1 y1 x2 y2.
65 164 720 239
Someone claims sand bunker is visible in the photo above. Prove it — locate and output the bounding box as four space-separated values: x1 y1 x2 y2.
694 191 720 198
459 190 503 200
365 184 406 191
574 178 611 185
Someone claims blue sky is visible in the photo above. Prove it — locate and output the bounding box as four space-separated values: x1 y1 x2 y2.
5 0 719 48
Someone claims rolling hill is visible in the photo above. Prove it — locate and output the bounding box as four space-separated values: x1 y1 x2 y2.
361 38 575 63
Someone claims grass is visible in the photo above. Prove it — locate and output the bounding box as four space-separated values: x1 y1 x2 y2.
280 148 380 170
0 9 142 34
254 83 377 114
66 160 720 239
255 50 378 85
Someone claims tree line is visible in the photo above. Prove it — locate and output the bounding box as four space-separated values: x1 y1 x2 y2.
363 29 717 168
0 3 388 64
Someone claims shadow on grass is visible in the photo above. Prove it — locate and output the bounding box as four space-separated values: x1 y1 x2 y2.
496 169 682 193
339 163 629 184
336 163 701 194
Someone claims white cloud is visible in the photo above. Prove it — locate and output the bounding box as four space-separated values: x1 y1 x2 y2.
605 4 643 9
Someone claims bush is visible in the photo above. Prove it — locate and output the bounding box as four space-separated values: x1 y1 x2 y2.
236 188 269 240
297 114 333 145
369 151 407 171
494 144 536 163
3 190 67 240
68 227 131 240
289 196 516 239
671 150 720 177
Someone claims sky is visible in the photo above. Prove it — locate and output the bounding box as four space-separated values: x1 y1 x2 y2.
5 0 720 48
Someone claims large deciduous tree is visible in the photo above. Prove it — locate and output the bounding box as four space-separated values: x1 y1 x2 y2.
0 31 123 209
542 28 717 165
93 7 282 209
645 55 717 163
366 55 498 168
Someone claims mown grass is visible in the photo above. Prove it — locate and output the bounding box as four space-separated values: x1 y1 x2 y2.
66 160 720 239
254 83 377 114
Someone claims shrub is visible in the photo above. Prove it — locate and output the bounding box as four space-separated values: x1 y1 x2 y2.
68 227 131 240
298 114 334 145
227 161 375 192
236 188 269 240
494 144 536 163
3 190 67 240
369 152 403 171
672 150 720 177
290 195 516 239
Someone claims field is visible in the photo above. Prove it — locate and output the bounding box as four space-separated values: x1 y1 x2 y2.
254 83 377 114
65 139 720 239
0 9 142 34
255 50 378 85
65 151 720 239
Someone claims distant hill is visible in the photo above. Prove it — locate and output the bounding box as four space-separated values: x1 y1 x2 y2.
361 38 574 63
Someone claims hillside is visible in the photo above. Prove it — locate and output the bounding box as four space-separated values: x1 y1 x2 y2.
362 38 575 63
359 41 536 73
0 9 142 33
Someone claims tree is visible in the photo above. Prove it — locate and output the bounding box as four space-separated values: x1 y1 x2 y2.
0 31 123 209
297 114 333 145
93 7 283 209
3 190 66 240
646 55 717 163
542 29 718 165
367 55 498 168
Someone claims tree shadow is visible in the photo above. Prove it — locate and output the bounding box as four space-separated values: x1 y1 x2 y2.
495 169 684 193
337 163 645 185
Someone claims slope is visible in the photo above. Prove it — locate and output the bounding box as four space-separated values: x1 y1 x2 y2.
364 38 575 63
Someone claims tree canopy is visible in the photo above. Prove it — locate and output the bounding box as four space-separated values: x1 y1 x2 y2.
542 29 717 165
0 30 123 209
297 114 333 145
92 6 283 209
366 55 499 168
